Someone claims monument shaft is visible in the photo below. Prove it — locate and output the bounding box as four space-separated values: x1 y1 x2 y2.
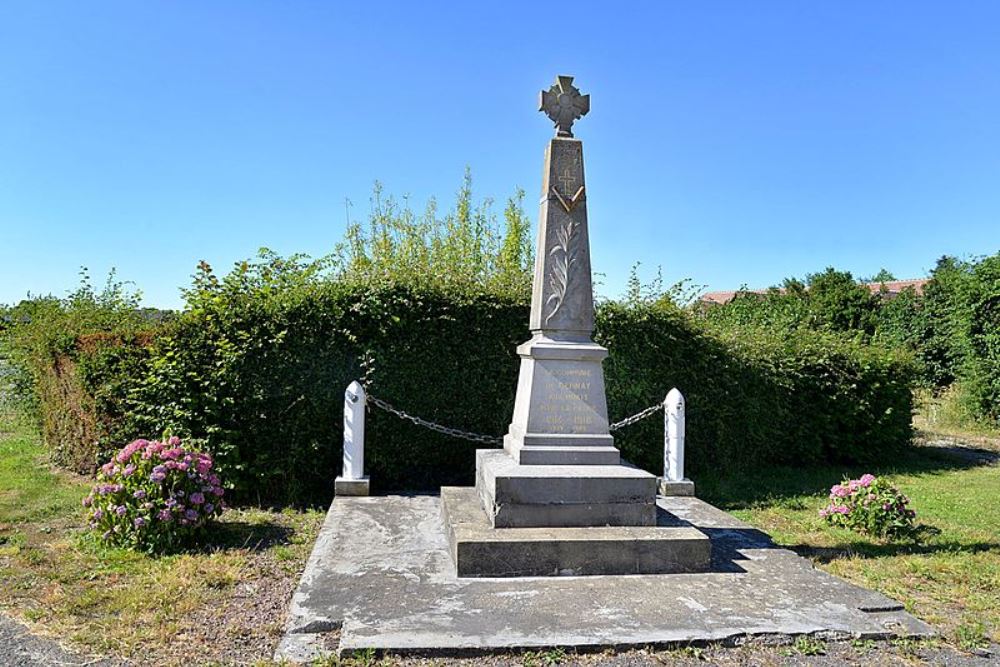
529 137 594 337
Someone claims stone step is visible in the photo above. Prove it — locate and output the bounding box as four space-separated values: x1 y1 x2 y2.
510 445 621 465
442 487 711 577
476 448 658 527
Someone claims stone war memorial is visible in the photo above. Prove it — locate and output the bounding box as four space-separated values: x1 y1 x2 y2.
276 76 932 661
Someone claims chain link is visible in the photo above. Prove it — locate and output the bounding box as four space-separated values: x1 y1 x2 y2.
609 402 664 432
366 393 502 445
366 391 663 444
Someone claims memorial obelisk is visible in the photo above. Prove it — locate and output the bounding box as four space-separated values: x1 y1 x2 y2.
440 76 710 576
474 76 659 528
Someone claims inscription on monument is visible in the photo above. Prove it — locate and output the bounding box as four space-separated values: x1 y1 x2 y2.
530 365 601 433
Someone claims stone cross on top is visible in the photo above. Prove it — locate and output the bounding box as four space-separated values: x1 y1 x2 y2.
539 75 590 138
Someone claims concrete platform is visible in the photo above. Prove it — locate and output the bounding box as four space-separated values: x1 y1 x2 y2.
476 449 657 527
275 494 933 662
441 487 710 577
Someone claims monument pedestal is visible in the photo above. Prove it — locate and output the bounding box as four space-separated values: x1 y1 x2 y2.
476 450 656 528
503 335 618 466
442 487 710 577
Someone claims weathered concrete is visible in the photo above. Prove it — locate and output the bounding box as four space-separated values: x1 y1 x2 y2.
476 449 657 527
658 477 695 497
441 486 710 577
334 476 370 496
275 494 933 662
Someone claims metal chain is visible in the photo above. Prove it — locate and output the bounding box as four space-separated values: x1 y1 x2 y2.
609 402 664 432
366 391 663 443
366 393 502 445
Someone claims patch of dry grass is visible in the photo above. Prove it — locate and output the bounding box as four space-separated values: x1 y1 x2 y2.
0 406 325 665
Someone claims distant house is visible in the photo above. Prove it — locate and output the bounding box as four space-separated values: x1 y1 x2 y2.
700 279 928 305
862 279 928 299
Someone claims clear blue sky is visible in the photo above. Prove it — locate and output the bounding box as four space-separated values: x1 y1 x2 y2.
3 2 999 308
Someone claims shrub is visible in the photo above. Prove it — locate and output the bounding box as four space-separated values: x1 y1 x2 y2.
84 437 225 551
602 301 915 474
820 474 916 538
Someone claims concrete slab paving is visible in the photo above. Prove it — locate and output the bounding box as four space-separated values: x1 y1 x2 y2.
275 494 932 662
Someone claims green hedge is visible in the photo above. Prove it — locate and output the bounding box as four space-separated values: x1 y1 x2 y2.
3 281 916 504
966 254 1000 423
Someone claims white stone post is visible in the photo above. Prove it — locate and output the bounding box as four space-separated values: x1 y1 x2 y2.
665 388 685 481
335 381 370 496
657 388 694 497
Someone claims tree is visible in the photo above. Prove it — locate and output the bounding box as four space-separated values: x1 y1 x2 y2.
921 256 973 387
862 268 896 284
805 268 878 335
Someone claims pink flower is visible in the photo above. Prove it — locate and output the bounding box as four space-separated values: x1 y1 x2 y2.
859 474 876 487
167 436 181 446
830 485 849 498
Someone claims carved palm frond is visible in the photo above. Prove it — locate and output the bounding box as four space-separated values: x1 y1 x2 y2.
545 218 579 323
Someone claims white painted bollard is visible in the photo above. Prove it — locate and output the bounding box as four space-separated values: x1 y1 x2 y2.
657 388 695 497
334 380 370 496
664 388 685 481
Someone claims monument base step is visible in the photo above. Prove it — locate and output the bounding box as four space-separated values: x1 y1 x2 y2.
507 443 621 465
476 449 657 527
441 487 711 577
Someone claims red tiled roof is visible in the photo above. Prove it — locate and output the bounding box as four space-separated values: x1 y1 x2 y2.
700 279 927 304
863 279 928 296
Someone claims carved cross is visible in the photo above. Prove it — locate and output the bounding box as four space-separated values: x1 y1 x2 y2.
539 75 590 138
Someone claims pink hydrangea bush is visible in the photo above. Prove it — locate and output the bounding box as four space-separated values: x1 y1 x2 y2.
820 473 916 538
84 437 225 551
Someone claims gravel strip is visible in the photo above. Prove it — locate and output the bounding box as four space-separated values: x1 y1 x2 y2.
0 614 121 667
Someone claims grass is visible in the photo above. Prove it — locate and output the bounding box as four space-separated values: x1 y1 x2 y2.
698 402 1000 648
0 404 326 664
